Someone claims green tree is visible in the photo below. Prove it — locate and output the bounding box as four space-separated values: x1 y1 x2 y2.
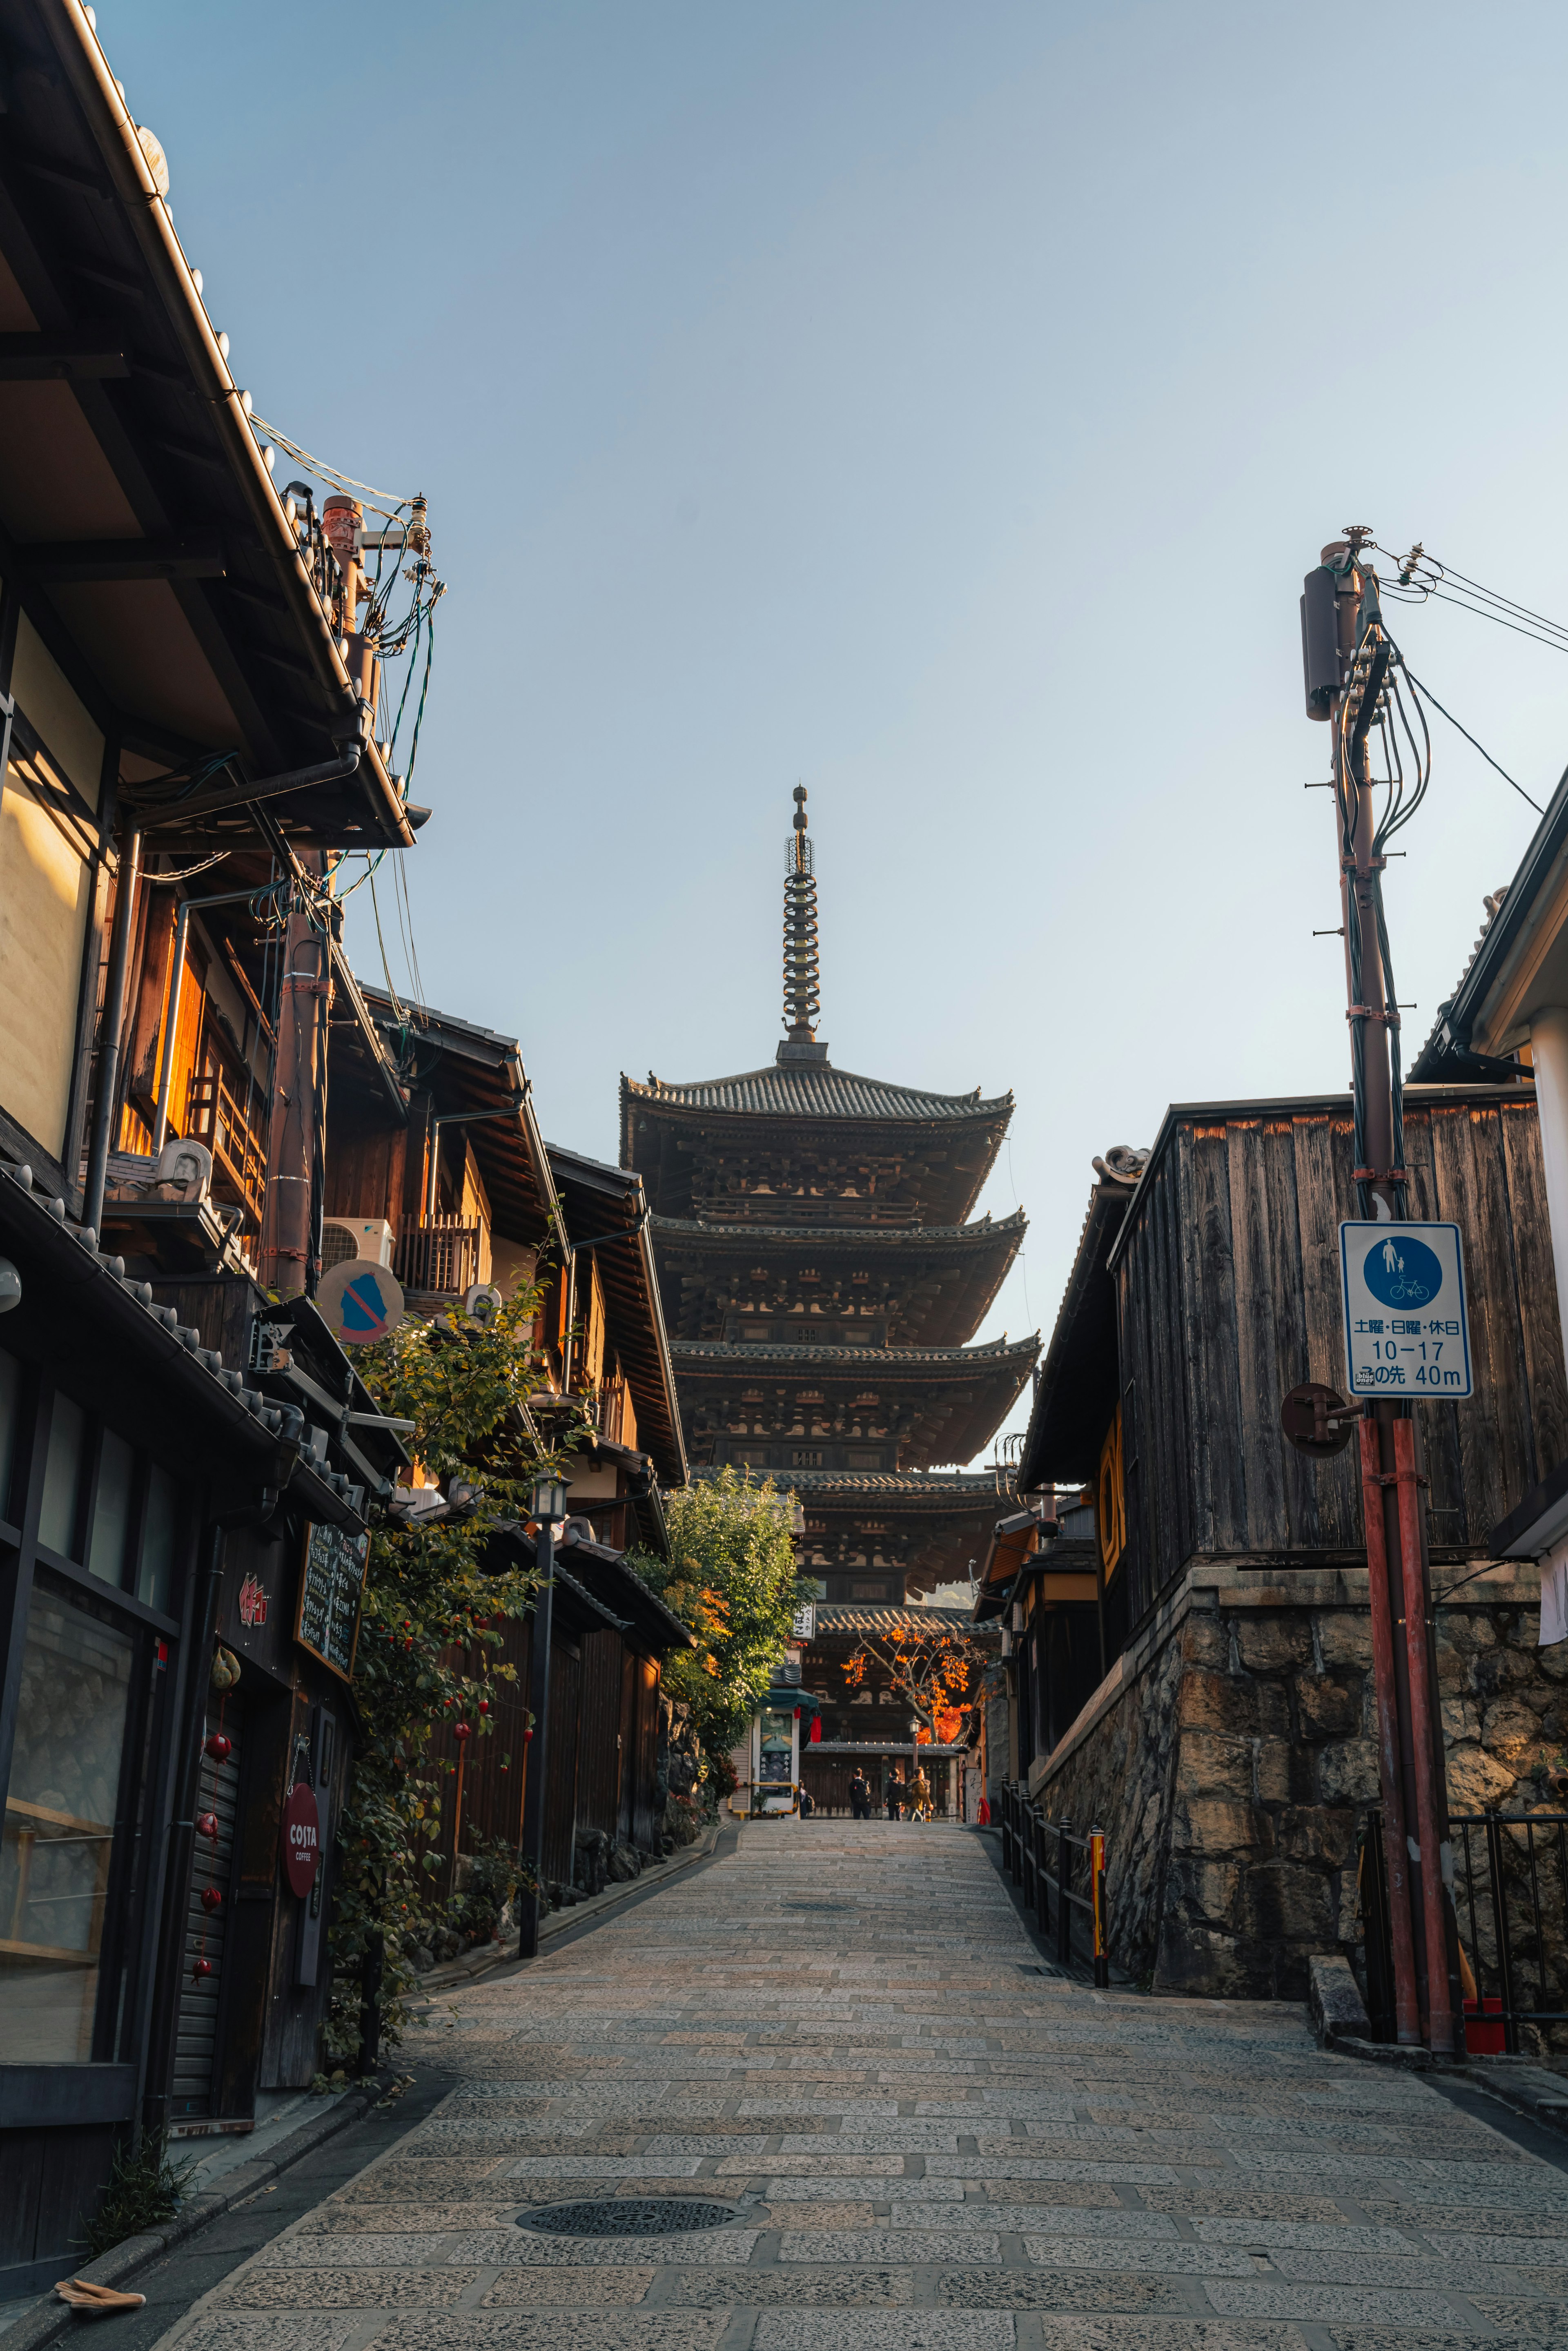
324 1275 587 2064
626 1468 806 1759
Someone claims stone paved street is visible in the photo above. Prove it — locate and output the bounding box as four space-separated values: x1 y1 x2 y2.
154 1823 1568 2351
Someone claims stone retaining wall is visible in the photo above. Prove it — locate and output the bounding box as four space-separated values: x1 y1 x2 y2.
1027 1558 1560 2001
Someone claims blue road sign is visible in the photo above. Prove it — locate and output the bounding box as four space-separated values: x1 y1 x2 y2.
1339 1221 1472 1399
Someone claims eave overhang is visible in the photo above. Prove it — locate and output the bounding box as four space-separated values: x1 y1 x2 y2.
1019 1179 1133 1493
0 2 415 848
547 1143 687 1489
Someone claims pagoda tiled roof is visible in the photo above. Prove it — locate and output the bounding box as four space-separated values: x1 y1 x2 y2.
649 1210 1025 1251
624 1061 1012 1124
671 1334 1038 1373
693 1466 1009 1508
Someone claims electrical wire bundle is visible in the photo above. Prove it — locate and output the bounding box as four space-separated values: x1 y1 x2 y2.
249 418 442 1019
253 416 446 800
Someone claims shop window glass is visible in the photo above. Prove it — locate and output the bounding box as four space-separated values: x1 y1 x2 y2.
38 1394 85 1558
0 1589 134 2060
87 1431 135 1589
137 1465 178 1616
0 1350 18 1526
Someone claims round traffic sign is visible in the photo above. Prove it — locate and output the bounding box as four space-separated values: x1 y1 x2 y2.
1362 1233 1444 1310
316 1257 405 1344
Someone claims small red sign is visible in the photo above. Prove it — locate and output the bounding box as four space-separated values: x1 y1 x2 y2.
238 1575 269 1628
282 1781 321 1897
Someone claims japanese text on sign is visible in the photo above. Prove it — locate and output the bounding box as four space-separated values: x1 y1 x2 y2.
294 1521 370 1681
1339 1221 1473 1399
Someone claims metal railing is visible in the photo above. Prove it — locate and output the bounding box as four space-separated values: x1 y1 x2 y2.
998 1781 1108 1986
396 1214 483 1297
1361 1807 1568 2052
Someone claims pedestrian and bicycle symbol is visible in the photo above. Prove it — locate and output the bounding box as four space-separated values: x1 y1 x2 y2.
1339 1220 1472 1398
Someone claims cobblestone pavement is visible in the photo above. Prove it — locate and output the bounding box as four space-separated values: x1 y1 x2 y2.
156 1822 1568 2351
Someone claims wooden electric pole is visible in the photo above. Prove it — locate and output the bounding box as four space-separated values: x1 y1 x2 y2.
1305 533 1461 2055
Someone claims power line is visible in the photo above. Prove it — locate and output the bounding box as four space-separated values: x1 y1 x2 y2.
1401 670 1545 816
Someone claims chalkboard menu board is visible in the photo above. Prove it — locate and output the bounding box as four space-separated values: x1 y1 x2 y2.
294 1521 370 1682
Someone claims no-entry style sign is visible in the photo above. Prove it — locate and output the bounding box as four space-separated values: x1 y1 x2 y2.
1339 1221 1473 1399
281 1781 322 1897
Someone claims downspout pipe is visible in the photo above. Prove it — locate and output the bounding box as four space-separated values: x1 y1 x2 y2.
83 822 142 1237
422 1101 526 1222
133 743 363 831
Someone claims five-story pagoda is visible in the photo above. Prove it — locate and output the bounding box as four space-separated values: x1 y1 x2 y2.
620 790 1036 1812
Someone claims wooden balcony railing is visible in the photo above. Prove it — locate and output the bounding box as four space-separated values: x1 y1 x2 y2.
396 1215 483 1298
186 1063 267 1227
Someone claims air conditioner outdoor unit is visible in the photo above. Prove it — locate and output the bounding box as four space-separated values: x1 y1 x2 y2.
321 1217 396 1272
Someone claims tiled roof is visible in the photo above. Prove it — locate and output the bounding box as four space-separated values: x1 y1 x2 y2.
692 1467 1009 1511
812 1602 977 1633
625 1063 1012 1123
649 1210 1025 1250
671 1335 1039 1372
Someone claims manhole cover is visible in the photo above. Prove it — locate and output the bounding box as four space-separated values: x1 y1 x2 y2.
519 2198 740 2237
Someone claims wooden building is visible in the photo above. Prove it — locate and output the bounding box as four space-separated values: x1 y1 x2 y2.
1011 1090 1565 1999
1409 821 1568 1580
622 789 1035 1809
0 2 420 2284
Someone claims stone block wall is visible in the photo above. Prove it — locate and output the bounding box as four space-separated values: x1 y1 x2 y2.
1027 1558 1561 2002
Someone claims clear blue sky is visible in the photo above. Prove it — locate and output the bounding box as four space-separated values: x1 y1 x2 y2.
114 2 1568 1466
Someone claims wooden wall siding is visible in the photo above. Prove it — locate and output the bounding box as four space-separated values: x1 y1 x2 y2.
1115 1099 1568 1636
576 1628 624 1836
630 1658 660 1852
421 1613 532 1895
541 1642 582 1888
324 1111 407 1230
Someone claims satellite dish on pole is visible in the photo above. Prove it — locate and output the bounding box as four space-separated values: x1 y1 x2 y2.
316 1258 405 1345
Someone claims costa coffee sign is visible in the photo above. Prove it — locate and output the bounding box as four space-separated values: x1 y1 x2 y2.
282 1781 321 1897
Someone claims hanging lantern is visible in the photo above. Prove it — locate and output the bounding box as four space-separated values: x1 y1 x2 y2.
477 1699 490 1715
205 1732 233 1763
809 1716 822 1744
196 1812 219 1842
201 1886 223 1914
191 1957 212 1981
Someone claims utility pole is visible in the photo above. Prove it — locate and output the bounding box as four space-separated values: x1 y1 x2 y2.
258 866 331 1298
517 1472 569 1959
1303 534 1461 2055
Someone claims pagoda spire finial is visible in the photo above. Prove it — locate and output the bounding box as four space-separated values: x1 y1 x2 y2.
778 784 829 1065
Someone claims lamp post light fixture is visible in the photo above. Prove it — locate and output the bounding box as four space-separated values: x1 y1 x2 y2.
517 1470 571 1958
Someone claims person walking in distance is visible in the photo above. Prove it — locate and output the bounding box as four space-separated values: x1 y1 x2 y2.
884 1772 903 1821
849 1769 869 1820
911 1764 932 1822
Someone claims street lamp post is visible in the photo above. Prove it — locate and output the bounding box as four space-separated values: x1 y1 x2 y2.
517 1471 570 1959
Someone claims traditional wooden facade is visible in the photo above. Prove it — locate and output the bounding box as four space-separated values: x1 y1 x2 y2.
0 2 421 2281
1008 1090 1566 1999
623 789 1035 1807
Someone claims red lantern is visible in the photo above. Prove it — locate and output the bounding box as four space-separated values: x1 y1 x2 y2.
196 1812 219 1842
205 1732 233 1763
454 1721 472 1742
523 1727 533 1743
201 1886 223 1914
809 1716 822 1744
191 1957 212 1981
477 1699 490 1715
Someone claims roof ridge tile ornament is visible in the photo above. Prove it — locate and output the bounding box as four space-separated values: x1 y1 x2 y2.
777 784 830 1068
